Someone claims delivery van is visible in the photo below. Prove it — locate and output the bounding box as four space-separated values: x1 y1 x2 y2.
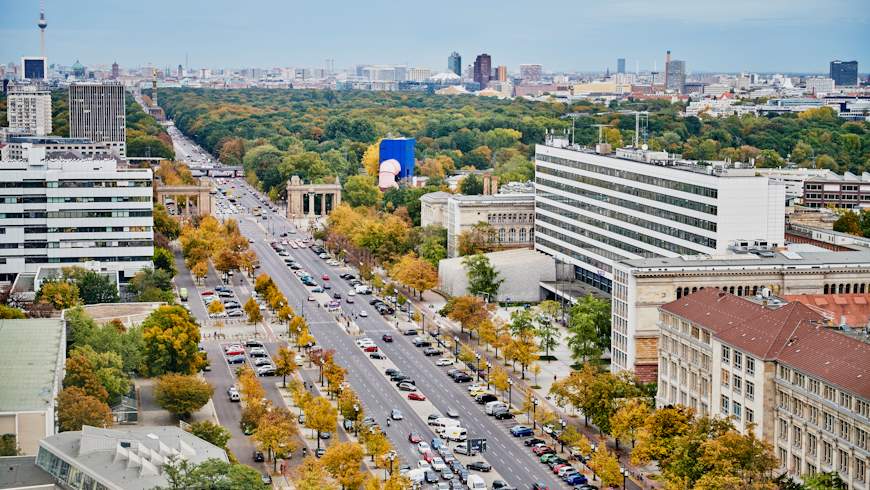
443 426 467 442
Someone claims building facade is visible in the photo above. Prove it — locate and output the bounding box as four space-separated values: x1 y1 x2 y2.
5 82 52 137
519 64 543 82
534 140 785 296
806 77 836 94
666 59 686 93
0 150 154 282
803 173 870 209
473 54 492 89
442 193 535 257
1 137 112 161
612 249 870 381
496 65 507 82
69 82 126 158
617 58 626 74
830 60 859 87
448 52 462 77
21 57 47 81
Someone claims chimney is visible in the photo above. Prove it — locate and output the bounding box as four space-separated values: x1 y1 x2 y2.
491 175 499 194
483 174 491 195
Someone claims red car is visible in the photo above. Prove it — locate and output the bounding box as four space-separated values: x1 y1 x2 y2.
363 345 379 353
422 450 435 463
408 432 423 443
201 290 214 296
532 445 555 456
321 274 329 281
382 334 393 342
407 392 426 401
225 348 244 356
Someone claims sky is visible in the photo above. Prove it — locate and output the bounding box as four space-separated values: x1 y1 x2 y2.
1 0 868 74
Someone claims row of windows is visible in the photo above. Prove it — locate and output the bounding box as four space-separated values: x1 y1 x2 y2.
24 226 152 234
538 202 705 256
23 255 152 264
46 210 153 219
721 346 756 376
722 369 755 400
535 176 718 232
536 216 651 260
0 196 48 204
778 425 867 483
0 181 48 188
777 366 868 418
537 153 720 199
535 236 614 274
49 180 151 188
46 196 152 203
537 188 717 249
777 389 869 450
720 394 755 424
536 160 718 216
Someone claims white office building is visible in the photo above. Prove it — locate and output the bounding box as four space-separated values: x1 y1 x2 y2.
5 82 52 137
0 148 153 282
806 77 836 95
69 81 127 158
534 138 785 295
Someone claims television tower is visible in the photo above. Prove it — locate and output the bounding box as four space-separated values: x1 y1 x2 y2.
38 3 47 57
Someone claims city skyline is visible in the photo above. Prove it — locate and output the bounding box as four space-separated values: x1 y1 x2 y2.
1 0 867 74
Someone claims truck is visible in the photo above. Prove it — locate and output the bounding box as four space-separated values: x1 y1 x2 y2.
179 287 188 302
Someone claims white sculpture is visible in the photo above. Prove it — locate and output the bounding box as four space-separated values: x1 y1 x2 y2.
378 158 401 190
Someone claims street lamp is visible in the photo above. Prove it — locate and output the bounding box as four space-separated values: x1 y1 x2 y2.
532 398 539 430
507 378 513 407
475 353 481 382
559 419 567 452
453 336 460 359
353 404 359 437
385 451 397 480
622 467 629 489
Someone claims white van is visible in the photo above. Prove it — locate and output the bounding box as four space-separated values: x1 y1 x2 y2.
355 284 371 294
467 474 486 489
485 401 508 415
432 417 461 434
443 426 467 442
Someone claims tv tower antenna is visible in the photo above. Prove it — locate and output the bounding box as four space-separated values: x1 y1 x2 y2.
38 1 47 57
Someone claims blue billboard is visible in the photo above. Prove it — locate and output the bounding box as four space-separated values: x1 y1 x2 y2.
379 138 416 179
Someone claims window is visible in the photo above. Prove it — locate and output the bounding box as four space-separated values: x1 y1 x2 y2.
824 385 836 402
824 412 835 433
809 406 819 425
722 346 731 364
840 420 851 440
793 426 802 448
734 351 743 370
823 441 833 465
840 392 853 410
857 399 870 419
857 458 866 483
779 418 788 440
807 433 817 456
746 381 755 401
733 375 742 393
746 408 755 424
809 378 820 395
792 455 802 475
733 401 742 420
721 395 730 415
793 372 805 389
721 369 730 387
746 357 755 376
779 365 790 380
857 427 868 451
839 450 850 474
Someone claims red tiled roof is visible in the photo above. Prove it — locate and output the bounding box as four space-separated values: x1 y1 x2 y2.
783 294 870 327
661 289 870 399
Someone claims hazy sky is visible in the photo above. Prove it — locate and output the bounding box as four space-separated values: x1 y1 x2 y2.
1 0 867 74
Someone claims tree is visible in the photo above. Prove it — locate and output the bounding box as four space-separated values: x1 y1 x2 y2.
187 420 231 450
0 433 18 456
559 425 591 457
69 346 130 405
447 295 490 335
141 305 204 375
274 346 297 387
321 441 365 490
460 174 483 195
323 360 347 399
588 442 622 488
338 388 363 422
610 398 651 448
567 295 611 365
457 222 497 256
63 349 110 403
343 175 382 207
129 268 175 303
75 271 119 304
153 247 178 276
244 297 263 323
191 261 208 283
154 373 213 418
362 429 390 462
304 396 337 450
803 472 848 490
0 305 25 319
833 211 862 236
253 407 298 472
390 253 438 299
490 366 509 398
158 457 267 490
294 456 338 490
56 387 112 431
535 314 560 360
462 253 503 300
631 405 695 467
36 280 80 309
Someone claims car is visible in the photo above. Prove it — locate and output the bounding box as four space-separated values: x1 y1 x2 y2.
532 445 555 456
253 357 272 367
524 437 547 447
256 365 276 376
226 354 246 364
227 309 244 317
248 347 267 357
390 409 404 420
407 392 426 401
227 387 240 402
224 347 244 356
314 448 325 458
440 469 455 481
322 283 332 290
422 450 436 463
321 274 329 280
531 484 549 490
311 287 324 293
369 351 385 359
475 394 498 404
245 340 264 348
453 374 473 383
359 310 368 317
307 295 316 302
510 425 534 437
253 450 265 462
332 292 342 299
446 408 460 418
427 414 441 425
295 354 305 366
431 457 446 472
201 290 214 296
363 345 379 353
382 334 393 342
564 474 588 485
319 431 331 439
417 442 431 454
491 480 515 490
436 358 455 366
209 311 228 319
467 461 492 472
423 347 443 356
402 328 418 336
425 470 439 483
346 297 354 303
493 410 514 420
384 368 400 376
408 432 423 443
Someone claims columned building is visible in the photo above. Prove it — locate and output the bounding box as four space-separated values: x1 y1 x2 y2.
69 81 126 158
285 175 341 219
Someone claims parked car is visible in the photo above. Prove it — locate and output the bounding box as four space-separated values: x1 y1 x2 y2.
397 382 416 392
436 358 454 366
467 461 491 472
226 354 246 364
382 334 393 342
390 409 404 420
493 410 514 420
510 425 534 437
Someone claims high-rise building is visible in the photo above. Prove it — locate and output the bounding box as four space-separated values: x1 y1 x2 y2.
111 61 119 79
519 64 542 82
21 56 47 80
534 140 785 295
177 64 183 78
448 52 462 77
496 65 507 82
473 54 492 89
69 81 126 158
5 82 52 137
666 59 686 93
0 150 154 281
830 60 858 87
617 58 626 74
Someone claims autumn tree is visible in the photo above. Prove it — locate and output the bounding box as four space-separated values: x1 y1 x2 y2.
141 305 204 375
63 349 110 403
588 441 623 488
154 374 213 418
0 305 25 319
294 456 338 490
304 396 337 450
244 297 263 324
447 295 490 336
338 388 363 422
323 360 347 399
208 300 225 315
253 407 298 472
322 441 365 490
56 387 113 431
457 222 497 256
274 346 297 387
389 253 438 299
362 429 390 463
187 421 231 450
610 398 651 448
489 366 509 399
36 280 80 309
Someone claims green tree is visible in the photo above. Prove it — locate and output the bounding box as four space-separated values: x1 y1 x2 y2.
833 211 862 236
153 204 181 241
70 346 131 405
460 173 484 195
129 268 175 303
36 280 80 309
159 457 267 490
141 305 204 376
74 271 119 304
802 471 848 490
462 253 503 300
187 420 231 450
343 175 382 207
153 247 178 276
0 433 18 456
0 305 25 319
154 373 214 418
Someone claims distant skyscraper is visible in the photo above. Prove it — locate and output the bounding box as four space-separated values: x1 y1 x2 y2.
177 64 183 78
830 60 858 87
69 82 126 157
666 59 686 93
5 82 52 136
496 65 507 82
519 64 542 82
111 61 119 79
448 52 461 77
473 54 492 89
21 57 47 80
617 58 626 74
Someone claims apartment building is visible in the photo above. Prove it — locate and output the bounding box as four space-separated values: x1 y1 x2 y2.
69 81 126 158
5 82 52 137
0 148 153 282
535 139 785 295
612 250 870 381
1 136 112 161
803 173 870 209
658 289 869 489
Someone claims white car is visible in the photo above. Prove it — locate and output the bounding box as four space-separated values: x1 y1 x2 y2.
359 310 368 318
209 311 228 318
436 358 454 366
417 459 431 471
430 457 446 472
467 384 485 392
295 354 305 366
346 290 356 297
417 442 430 454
